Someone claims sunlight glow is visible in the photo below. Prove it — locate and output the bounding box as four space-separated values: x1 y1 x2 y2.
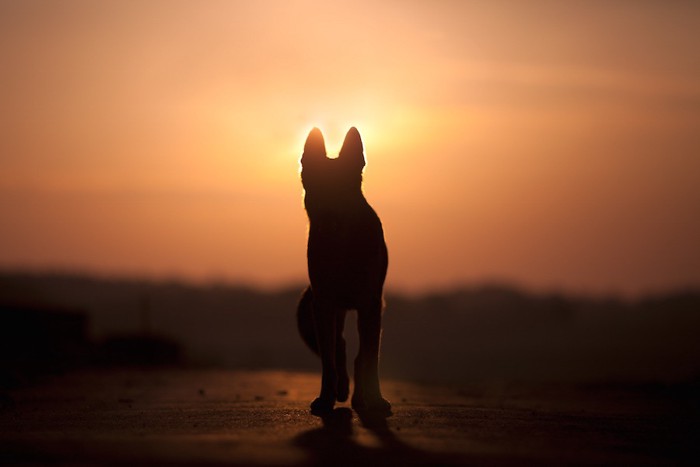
1 1 699 295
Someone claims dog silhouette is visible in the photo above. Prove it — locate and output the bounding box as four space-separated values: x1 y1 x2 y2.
297 127 391 415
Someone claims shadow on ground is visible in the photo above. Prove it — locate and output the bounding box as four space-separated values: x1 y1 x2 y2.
294 408 473 467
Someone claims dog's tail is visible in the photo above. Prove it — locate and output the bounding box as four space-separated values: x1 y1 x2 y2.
297 286 319 356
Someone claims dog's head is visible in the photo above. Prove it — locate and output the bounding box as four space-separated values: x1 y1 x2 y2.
300 127 366 206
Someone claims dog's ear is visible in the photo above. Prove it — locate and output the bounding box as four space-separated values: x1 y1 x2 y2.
339 127 365 169
301 127 326 166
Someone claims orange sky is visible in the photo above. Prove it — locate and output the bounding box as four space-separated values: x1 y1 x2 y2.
1 1 699 295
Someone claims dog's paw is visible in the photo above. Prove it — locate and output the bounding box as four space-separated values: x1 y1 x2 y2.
310 397 335 415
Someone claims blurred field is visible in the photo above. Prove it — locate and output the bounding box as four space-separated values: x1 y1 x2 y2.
2 272 699 384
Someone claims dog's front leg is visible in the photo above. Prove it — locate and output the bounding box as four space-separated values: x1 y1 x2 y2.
352 299 391 415
310 297 337 413
335 309 350 403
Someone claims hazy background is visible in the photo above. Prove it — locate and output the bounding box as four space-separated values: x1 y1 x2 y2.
2 0 699 297
2 272 699 385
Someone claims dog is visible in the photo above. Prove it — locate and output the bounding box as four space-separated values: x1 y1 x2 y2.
297 127 391 415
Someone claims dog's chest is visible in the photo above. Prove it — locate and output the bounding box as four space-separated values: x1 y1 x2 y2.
308 218 358 248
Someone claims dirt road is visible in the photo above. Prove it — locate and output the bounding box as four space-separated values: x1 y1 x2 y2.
0 369 696 466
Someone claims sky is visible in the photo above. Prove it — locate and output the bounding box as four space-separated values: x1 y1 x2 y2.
1 0 699 296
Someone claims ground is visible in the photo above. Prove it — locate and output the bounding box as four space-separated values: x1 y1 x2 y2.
0 369 697 466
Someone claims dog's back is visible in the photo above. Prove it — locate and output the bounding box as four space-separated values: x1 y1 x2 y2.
298 127 390 414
